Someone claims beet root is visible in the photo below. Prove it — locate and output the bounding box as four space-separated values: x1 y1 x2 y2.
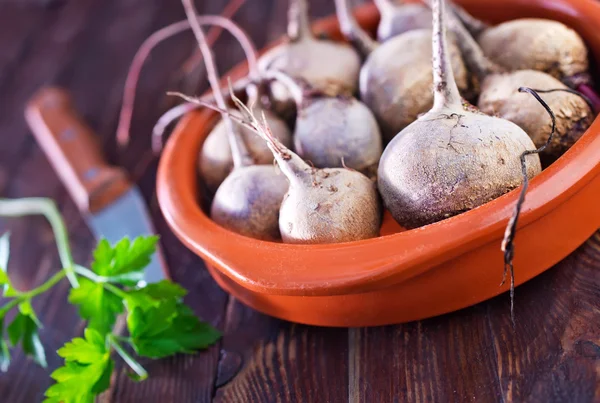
257 0 362 117
293 95 382 176
478 70 593 159
259 39 361 113
378 109 542 228
210 165 289 241
440 7 594 160
477 18 590 86
199 107 293 193
359 29 469 142
377 0 542 229
279 167 381 243
185 88 384 244
375 1 432 42
217 89 384 244
258 39 361 94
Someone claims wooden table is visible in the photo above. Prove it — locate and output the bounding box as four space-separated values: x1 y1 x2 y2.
0 1 599 402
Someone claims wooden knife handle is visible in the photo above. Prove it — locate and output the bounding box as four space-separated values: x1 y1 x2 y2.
25 87 131 214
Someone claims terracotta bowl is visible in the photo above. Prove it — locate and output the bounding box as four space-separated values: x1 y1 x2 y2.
157 0 600 327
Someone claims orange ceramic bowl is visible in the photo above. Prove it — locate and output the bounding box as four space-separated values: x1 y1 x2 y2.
157 0 600 327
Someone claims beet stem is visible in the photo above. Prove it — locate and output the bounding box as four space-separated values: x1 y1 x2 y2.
260 70 305 105
150 103 197 153
116 15 259 149
529 87 596 114
152 80 250 153
335 0 378 56
168 92 246 122
288 0 314 41
425 0 499 82
182 0 253 168
177 0 246 86
226 86 311 179
447 1 489 36
152 76 251 152
501 86 557 327
431 0 462 109
165 0 245 110
373 0 394 12
168 89 311 181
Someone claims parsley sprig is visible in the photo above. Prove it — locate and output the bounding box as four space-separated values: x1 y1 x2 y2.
0 198 221 403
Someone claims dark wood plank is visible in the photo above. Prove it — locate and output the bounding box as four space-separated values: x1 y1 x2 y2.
0 0 118 400
213 300 349 403
0 0 231 401
0 3 49 86
0 0 103 178
350 232 600 403
484 233 600 403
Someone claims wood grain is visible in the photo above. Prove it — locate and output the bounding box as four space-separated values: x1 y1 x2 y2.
0 1 109 400
348 234 600 403
0 0 599 402
213 299 349 403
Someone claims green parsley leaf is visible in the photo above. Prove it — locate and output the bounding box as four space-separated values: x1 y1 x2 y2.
0 270 9 293
90 236 158 285
124 280 187 311
18 300 42 327
0 232 17 297
90 239 113 275
91 357 114 394
128 300 220 359
68 279 123 335
7 309 46 367
44 329 113 403
57 328 107 363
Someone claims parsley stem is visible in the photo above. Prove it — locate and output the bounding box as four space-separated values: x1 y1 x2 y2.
103 283 129 300
113 335 131 343
0 298 19 318
21 270 66 299
0 270 66 317
0 198 79 288
108 335 148 381
72 266 129 297
73 265 101 282
72 266 129 300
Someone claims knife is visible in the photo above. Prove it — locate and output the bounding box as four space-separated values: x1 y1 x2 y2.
24 87 169 285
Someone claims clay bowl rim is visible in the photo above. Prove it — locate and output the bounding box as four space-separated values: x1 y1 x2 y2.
157 0 600 297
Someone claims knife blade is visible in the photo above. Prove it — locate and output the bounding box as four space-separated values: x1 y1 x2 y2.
24 86 168 285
